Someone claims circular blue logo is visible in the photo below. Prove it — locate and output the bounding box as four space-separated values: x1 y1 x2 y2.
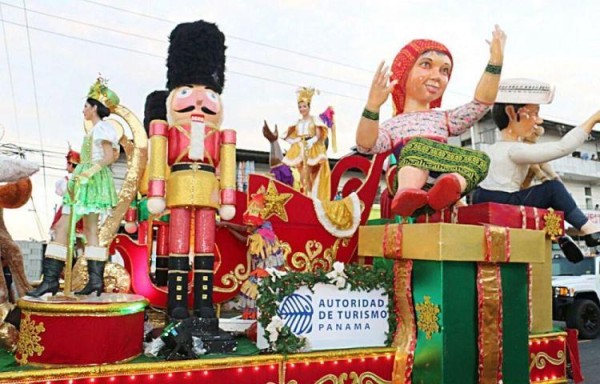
278 293 313 335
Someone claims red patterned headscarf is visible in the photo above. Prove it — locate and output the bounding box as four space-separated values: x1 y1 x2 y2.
390 39 453 116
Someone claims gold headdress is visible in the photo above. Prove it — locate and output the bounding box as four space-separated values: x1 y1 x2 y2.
87 76 120 113
296 87 318 104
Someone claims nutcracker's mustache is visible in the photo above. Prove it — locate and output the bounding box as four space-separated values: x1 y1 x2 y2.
174 105 217 115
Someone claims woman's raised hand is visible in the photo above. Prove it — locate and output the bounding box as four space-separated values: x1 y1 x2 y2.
366 61 397 111
487 24 507 65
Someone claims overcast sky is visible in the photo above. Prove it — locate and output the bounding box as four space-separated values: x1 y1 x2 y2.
2 0 599 240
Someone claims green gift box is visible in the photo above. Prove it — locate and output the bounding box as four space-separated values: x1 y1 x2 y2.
359 222 543 383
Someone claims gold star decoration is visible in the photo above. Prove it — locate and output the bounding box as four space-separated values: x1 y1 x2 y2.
258 180 293 222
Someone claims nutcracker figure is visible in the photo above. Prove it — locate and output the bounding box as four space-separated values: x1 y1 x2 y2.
147 20 236 329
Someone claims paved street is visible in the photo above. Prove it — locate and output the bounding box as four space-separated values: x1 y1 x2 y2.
579 337 600 383
553 322 600 383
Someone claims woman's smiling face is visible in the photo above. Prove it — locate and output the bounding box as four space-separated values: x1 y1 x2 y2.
405 51 452 106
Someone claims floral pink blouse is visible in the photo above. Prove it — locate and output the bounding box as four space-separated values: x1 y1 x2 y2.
357 100 490 154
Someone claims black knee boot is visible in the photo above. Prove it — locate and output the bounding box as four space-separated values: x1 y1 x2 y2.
75 260 105 296
27 258 65 298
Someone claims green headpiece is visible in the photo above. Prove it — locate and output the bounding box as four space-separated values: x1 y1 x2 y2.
87 76 120 113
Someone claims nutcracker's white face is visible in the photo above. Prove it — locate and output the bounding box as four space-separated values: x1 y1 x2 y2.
168 85 224 126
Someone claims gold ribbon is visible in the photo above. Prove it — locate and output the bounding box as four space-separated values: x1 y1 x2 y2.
484 225 510 263
477 264 503 384
383 224 403 260
391 259 415 384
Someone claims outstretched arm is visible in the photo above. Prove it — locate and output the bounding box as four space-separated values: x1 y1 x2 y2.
474 25 507 104
355 61 397 151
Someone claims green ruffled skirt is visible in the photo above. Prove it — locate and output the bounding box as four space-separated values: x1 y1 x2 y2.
64 164 118 216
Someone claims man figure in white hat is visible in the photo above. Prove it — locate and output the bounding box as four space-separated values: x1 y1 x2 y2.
472 78 600 262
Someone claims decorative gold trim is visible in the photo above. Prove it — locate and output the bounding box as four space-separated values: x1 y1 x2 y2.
24 352 141 368
530 350 566 370
15 313 45 365
213 243 251 294
0 348 395 383
528 331 567 340
314 371 391 384
0 355 284 383
290 238 349 272
415 296 440 340
17 298 148 314
543 208 563 240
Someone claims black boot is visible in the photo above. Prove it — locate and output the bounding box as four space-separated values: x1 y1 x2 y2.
27 258 65 298
558 235 584 263
75 260 105 296
584 231 600 247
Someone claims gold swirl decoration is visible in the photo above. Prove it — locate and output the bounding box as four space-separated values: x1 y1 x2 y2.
214 248 251 294
529 350 565 370
84 104 148 248
290 238 349 272
214 239 292 293
15 313 45 365
314 371 391 384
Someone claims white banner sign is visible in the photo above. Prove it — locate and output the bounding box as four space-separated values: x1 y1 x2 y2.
258 283 389 350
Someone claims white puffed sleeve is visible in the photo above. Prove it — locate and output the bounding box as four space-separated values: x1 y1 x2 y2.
93 121 119 149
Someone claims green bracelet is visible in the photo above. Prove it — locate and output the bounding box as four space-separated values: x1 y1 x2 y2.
485 63 502 75
362 108 380 121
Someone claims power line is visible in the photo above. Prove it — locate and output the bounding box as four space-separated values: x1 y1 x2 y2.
22 0 49 212
80 0 372 73
0 2 368 89
0 3 22 145
0 17 365 101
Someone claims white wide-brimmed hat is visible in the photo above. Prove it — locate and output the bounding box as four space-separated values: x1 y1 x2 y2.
495 78 555 105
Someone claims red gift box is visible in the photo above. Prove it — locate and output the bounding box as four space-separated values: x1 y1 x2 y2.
419 202 564 233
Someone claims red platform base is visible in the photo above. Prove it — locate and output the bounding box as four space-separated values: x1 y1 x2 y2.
16 293 148 366
0 347 395 384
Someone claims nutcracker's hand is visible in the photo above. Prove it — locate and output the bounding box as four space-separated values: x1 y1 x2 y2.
219 204 236 220
124 222 138 234
148 197 166 215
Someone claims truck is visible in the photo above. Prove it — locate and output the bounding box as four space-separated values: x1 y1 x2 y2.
552 245 600 339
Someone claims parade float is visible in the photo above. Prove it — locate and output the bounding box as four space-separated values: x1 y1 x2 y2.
0 19 582 384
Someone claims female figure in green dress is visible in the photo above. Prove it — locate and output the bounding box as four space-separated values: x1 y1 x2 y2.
28 78 120 298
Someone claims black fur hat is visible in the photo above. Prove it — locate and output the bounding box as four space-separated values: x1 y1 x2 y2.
143 90 168 132
166 20 226 93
